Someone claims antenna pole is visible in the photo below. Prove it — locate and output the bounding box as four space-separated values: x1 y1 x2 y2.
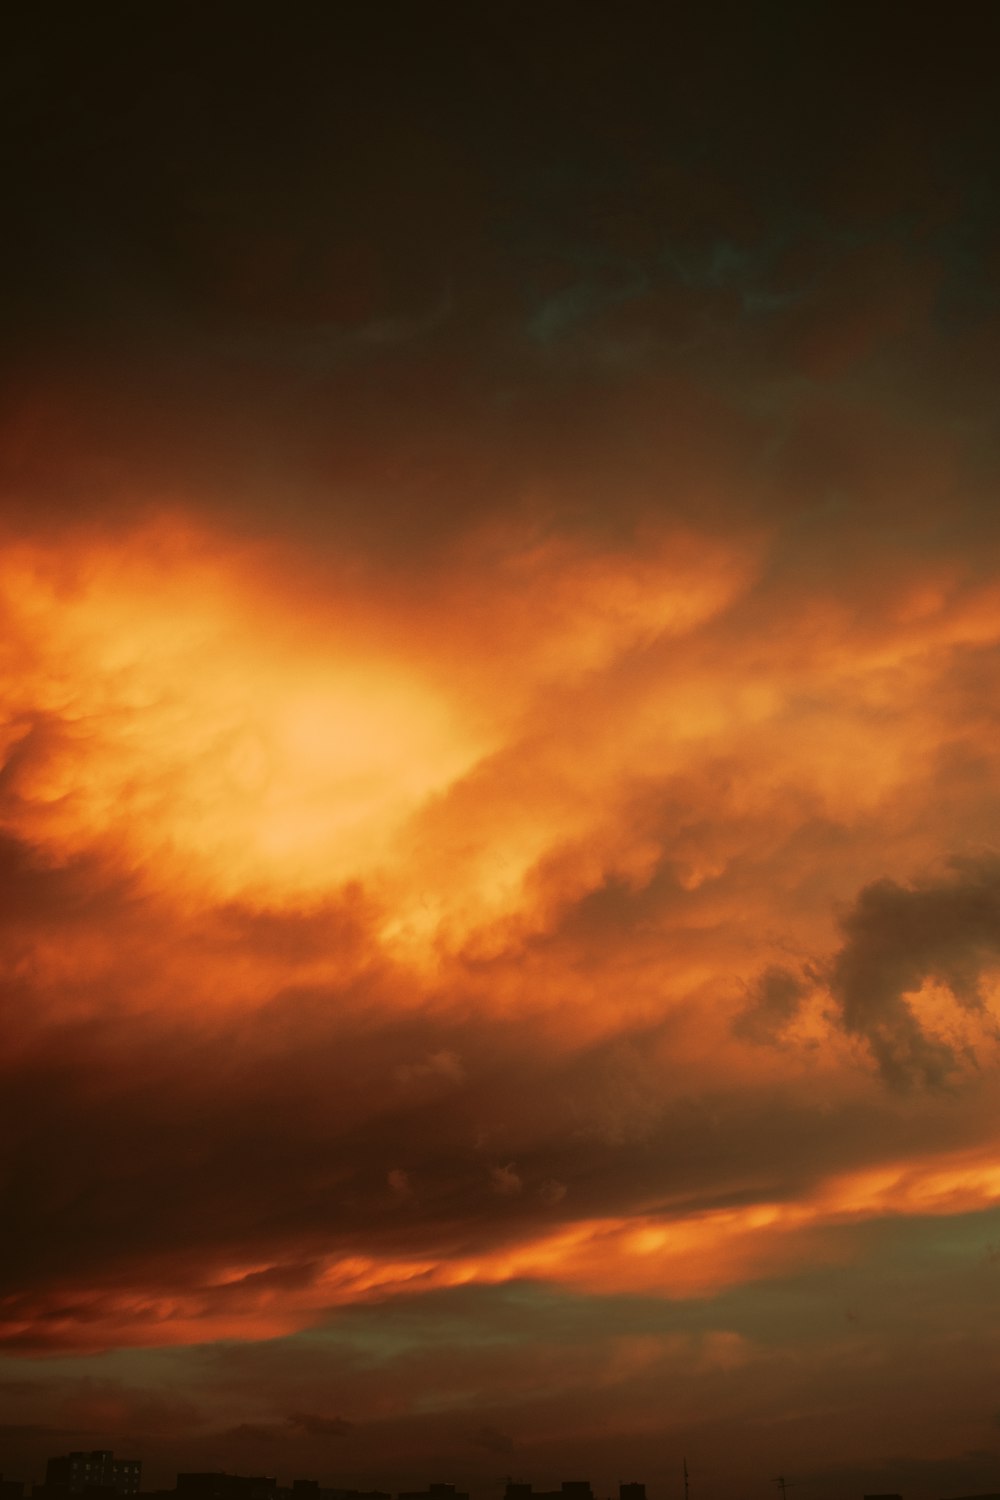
683 1459 689 1500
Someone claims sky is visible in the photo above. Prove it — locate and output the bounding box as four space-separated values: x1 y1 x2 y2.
3 5 1000 1498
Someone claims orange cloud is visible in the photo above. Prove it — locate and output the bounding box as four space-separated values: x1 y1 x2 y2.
7 1139 1000 1355
4 482 1000 1360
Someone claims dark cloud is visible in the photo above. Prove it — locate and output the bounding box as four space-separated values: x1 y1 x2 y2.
0 933 987 1354
828 856 1000 1087
733 965 808 1045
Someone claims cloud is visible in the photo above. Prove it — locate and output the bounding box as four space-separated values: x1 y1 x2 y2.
3 8 1000 1492
490 1165 524 1197
826 856 1000 1087
388 1169 415 1200
732 965 809 1045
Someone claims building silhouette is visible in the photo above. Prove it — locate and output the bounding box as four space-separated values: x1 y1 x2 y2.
22 1464 651 1500
176 1477 277 1500
504 1484 596 1500
290 1484 388 1500
45 1455 141 1498
398 1487 468 1500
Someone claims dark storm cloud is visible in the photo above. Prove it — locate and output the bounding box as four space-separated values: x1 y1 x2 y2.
1 1 997 570
827 856 1000 1087
732 965 808 1045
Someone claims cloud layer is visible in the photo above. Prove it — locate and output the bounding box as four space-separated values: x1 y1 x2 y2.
5 6 1000 1495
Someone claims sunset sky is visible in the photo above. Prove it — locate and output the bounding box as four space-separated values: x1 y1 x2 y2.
3 7 1000 1499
